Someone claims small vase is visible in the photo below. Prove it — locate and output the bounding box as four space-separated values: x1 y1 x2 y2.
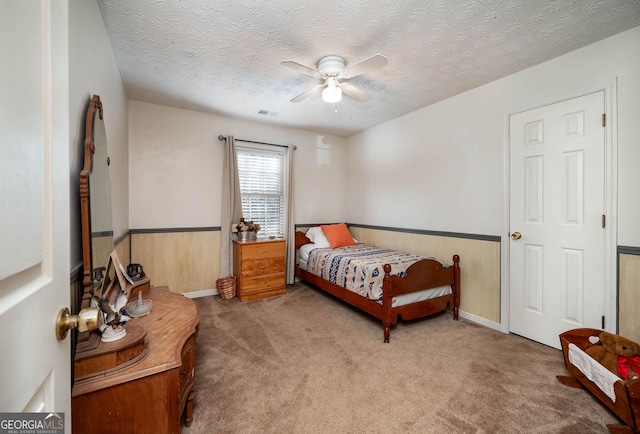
238 231 257 241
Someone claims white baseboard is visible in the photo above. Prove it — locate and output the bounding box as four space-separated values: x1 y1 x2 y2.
182 288 217 299
458 309 505 333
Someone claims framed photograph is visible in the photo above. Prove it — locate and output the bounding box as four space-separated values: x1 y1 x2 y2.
110 250 130 291
96 254 116 301
97 250 134 303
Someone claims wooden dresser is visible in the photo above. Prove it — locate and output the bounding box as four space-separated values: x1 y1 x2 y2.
233 238 286 301
71 287 200 434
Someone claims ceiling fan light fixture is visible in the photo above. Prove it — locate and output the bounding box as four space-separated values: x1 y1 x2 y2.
322 77 342 103
283 54 386 104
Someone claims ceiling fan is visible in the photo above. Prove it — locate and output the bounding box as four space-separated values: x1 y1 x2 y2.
280 54 387 104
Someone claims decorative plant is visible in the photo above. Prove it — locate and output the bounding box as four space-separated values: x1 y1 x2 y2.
235 218 260 233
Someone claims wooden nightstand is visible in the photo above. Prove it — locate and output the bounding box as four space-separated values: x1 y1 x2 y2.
233 238 286 302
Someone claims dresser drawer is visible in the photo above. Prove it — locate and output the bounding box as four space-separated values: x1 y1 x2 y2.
240 257 285 277
241 241 285 260
239 273 285 294
179 333 196 396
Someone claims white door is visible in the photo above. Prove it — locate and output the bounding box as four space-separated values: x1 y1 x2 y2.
509 91 605 349
0 0 71 425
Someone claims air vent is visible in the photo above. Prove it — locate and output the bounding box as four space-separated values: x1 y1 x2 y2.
258 109 278 116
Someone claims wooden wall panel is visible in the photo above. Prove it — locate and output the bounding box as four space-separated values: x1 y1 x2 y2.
131 231 219 294
92 235 114 272
619 253 640 342
114 233 130 269
349 227 501 323
70 267 83 314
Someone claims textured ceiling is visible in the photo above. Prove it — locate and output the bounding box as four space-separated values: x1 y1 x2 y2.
98 0 640 137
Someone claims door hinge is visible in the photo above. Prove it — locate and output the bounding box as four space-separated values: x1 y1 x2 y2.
602 315 605 329
602 113 606 127
602 214 606 228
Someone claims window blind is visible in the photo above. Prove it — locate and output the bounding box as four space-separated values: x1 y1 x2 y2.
236 146 285 237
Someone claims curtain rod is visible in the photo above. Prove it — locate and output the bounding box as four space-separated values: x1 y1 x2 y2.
218 135 296 150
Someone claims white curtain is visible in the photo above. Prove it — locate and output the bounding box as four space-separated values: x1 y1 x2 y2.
286 144 296 284
220 136 243 277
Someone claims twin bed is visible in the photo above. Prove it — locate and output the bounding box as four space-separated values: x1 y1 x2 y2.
294 225 460 342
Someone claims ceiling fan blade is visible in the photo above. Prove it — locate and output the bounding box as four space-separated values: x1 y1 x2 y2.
280 60 323 78
342 54 388 78
339 82 370 103
290 84 323 103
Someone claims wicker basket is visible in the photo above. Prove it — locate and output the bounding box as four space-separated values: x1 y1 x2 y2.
216 276 237 300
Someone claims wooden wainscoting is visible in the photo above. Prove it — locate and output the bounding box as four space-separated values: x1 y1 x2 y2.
619 250 640 342
131 229 220 295
114 232 130 268
92 234 114 272
349 226 501 324
70 266 83 314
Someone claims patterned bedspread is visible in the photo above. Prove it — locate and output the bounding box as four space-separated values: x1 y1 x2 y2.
306 244 423 302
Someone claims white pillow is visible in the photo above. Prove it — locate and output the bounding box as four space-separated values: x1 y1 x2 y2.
305 227 331 248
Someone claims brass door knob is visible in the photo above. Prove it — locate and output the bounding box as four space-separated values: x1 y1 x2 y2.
56 307 102 340
511 232 522 240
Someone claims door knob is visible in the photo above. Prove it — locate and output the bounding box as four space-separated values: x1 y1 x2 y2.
56 307 102 340
511 232 522 240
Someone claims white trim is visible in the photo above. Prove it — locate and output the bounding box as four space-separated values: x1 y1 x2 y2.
500 104 511 334
502 78 619 336
458 310 504 333
603 78 618 333
182 288 217 299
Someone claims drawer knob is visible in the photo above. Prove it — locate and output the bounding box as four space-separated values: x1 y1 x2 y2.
261 281 268 284
260 250 269 253
259 265 269 269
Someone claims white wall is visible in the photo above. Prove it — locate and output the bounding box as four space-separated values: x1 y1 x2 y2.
347 26 640 247
129 101 347 229
69 0 129 268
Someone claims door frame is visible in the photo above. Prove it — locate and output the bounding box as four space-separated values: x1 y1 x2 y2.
501 78 618 336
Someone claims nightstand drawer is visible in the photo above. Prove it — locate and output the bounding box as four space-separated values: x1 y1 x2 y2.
239 273 285 294
240 257 285 277
241 241 285 260
233 239 286 302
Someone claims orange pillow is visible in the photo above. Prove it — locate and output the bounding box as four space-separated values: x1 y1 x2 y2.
320 223 356 249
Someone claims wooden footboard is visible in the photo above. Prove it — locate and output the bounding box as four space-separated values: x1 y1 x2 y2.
295 254 460 342
383 255 460 342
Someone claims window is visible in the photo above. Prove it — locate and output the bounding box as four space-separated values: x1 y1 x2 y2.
236 145 286 238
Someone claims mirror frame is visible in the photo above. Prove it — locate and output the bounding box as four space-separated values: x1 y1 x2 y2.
80 95 104 308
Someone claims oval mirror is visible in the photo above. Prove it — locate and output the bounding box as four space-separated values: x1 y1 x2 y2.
80 95 114 307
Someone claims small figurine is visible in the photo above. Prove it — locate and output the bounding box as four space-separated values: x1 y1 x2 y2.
95 287 131 342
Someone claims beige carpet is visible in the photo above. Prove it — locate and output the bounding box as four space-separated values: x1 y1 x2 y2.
182 283 618 433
